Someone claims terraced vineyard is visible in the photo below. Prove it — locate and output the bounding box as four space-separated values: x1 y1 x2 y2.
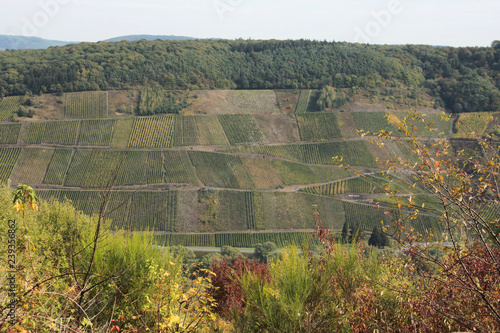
243 141 377 167
0 89 452 248
158 231 319 248
128 116 175 148
78 119 115 146
65 91 109 118
11 148 54 185
0 123 21 144
188 151 243 189
43 149 73 185
296 113 342 141
351 112 398 133
25 120 80 145
194 116 229 146
218 114 263 145
301 175 389 195
0 96 23 121
0 148 21 183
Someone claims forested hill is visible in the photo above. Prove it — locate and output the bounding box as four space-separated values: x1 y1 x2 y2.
1 39 499 112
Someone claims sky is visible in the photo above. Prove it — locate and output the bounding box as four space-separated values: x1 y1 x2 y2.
1 0 499 47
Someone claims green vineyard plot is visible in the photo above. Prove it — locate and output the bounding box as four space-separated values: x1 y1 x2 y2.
0 96 23 121
244 141 376 167
43 149 73 185
0 123 21 144
218 114 263 145
25 120 80 145
0 147 21 183
128 116 175 148
65 91 109 118
78 119 115 146
296 113 342 141
11 148 54 185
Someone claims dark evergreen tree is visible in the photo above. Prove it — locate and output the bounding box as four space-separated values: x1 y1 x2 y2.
341 221 349 244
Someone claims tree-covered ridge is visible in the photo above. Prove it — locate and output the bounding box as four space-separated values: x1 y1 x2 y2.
0 39 499 112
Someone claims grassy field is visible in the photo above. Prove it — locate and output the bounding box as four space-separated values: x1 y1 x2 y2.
296 113 343 141
185 90 279 115
65 91 109 118
253 114 301 144
110 118 134 148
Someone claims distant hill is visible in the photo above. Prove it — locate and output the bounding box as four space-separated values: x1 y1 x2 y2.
0 34 197 50
103 35 196 42
0 35 73 50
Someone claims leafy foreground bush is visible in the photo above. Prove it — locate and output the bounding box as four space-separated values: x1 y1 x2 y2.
0 184 220 332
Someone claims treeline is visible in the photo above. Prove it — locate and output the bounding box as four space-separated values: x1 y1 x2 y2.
0 39 499 112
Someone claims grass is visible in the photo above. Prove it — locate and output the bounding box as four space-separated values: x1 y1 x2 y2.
110 118 134 148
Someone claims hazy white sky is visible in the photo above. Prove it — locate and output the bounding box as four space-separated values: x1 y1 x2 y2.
1 0 498 46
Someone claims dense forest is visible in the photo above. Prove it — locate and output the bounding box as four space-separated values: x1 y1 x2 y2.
0 39 499 112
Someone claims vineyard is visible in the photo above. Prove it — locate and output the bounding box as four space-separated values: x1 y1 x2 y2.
452 112 493 138
0 148 21 183
243 141 376 167
193 116 229 146
43 149 73 185
0 96 23 121
218 114 263 145
65 91 109 118
128 116 175 148
188 151 242 188
78 119 115 146
0 123 21 144
351 112 397 134
157 231 319 248
296 113 343 141
37 190 177 231
173 116 199 146
294 90 310 114
301 175 389 195
10 148 54 185
24 120 81 145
